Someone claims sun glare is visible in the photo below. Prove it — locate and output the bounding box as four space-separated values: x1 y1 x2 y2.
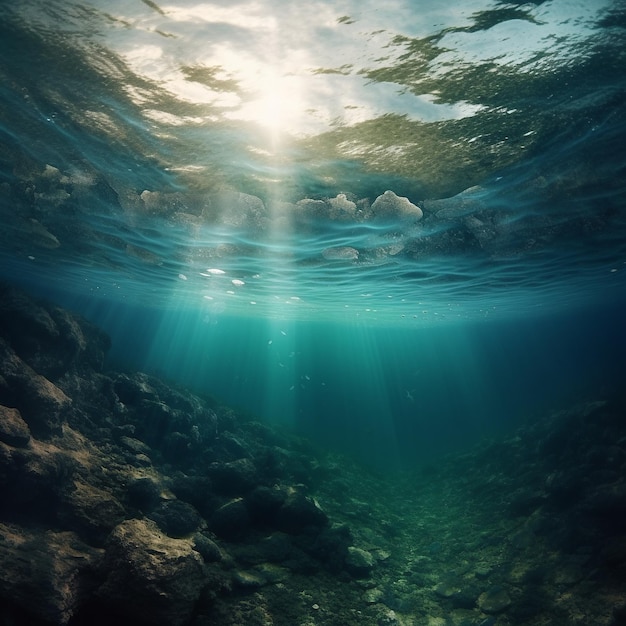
230 70 306 144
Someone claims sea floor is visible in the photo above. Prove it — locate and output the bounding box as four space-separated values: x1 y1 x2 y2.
205 402 626 626
0 284 624 626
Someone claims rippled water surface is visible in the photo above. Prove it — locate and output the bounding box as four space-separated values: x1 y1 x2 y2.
2 0 625 323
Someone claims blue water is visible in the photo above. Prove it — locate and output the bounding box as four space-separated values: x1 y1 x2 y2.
1 0 625 465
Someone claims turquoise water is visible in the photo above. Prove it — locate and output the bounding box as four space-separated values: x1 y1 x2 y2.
1 0 626 464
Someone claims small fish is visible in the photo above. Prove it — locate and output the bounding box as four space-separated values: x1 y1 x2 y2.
305 375 310 381
280 330 287 336
268 340 273 345
406 390 415 402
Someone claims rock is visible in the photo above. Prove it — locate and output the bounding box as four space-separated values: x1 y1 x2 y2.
59 480 126 544
0 439 76 516
149 499 204 538
255 532 294 563
192 532 223 563
126 475 161 512
435 578 461 598
345 546 375 577
0 405 30 447
97 519 206 626
113 372 159 405
118 435 152 455
475 564 493 579
232 569 265 589
162 431 192 462
364 587 384 603
0 285 109 377
208 457 260 495
245 485 287 525
376 607 401 625
0 339 71 438
0 523 102 624
275 489 328 534
306 523 352 572
370 190 423 221
253 562 290 583
329 193 357 215
169 474 218 519
478 585 512 614
210 498 251 539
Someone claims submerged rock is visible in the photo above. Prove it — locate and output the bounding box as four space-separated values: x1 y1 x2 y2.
0 339 70 438
149 499 204 538
345 546 375 577
275 489 328 533
97 519 206 626
370 190 423 221
0 405 30 447
478 585 512 614
210 498 251 539
0 524 101 624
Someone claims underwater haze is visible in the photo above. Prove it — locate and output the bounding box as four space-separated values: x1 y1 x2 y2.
1 0 626 465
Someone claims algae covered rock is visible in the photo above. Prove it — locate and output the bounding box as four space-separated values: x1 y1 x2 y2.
0 339 70 438
97 518 206 626
0 524 101 624
0 405 30 447
345 546 375 577
478 585 512 614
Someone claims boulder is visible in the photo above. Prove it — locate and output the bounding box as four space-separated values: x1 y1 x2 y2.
149 499 204 538
0 339 70 438
344 546 375 578
59 480 126 544
126 475 162 512
0 439 76 516
0 523 102 625
0 405 30 447
275 489 328 534
478 585 512 614
97 519 206 626
370 190 423 221
208 457 260 495
210 498 251 540
245 485 287 525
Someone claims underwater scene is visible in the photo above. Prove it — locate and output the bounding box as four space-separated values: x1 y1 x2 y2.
1 0 626 624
